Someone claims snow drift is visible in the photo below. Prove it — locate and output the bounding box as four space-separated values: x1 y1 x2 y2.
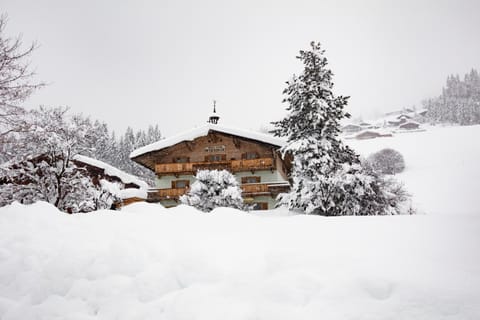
0 201 479 319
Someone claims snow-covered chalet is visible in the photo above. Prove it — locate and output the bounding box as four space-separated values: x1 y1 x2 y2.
72 155 148 208
130 110 291 209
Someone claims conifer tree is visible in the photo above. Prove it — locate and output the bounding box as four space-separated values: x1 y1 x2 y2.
272 42 408 215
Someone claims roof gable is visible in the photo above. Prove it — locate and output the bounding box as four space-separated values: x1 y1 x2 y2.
73 155 148 189
130 124 285 159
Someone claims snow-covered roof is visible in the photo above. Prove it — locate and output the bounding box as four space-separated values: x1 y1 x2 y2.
119 188 148 200
73 155 148 189
398 121 421 129
130 123 286 159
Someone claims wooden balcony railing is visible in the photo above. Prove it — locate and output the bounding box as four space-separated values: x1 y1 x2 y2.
241 182 290 196
267 183 291 195
155 157 274 176
148 188 188 201
192 161 231 172
241 183 270 196
155 163 194 175
148 182 290 202
231 158 274 172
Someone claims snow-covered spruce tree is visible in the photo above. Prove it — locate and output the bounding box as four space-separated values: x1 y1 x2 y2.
109 125 163 186
180 169 246 212
271 42 408 215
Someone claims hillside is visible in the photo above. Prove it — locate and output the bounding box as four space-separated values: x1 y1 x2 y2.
347 124 480 215
0 125 479 320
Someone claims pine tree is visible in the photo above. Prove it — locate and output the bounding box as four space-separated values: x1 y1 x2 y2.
272 42 408 215
180 170 246 212
424 69 480 125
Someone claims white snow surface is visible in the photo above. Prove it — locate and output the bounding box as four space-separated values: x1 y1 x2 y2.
1 125 479 319
346 124 480 215
130 123 286 159
119 188 148 200
0 201 479 319
73 155 148 189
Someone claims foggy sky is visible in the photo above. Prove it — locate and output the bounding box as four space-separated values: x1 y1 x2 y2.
2 0 480 137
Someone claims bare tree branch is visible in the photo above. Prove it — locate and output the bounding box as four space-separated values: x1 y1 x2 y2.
0 13 45 141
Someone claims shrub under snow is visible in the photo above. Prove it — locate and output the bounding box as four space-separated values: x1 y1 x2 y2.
180 169 246 212
367 148 405 175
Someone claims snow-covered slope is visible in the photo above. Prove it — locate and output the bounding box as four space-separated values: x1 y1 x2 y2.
347 125 480 215
0 125 479 319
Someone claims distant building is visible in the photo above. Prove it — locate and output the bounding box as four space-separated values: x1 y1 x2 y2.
384 108 414 117
354 130 393 140
398 114 412 120
342 124 363 134
398 121 420 130
388 118 408 126
359 122 373 128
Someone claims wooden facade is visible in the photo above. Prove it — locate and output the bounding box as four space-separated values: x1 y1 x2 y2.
72 156 147 208
131 128 291 210
154 157 275 176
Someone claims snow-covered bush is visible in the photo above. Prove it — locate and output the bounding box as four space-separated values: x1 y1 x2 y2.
0 107 121 213
0 160 120 213
272 42 410 215
278 162 409 215
367 148 405 175
180 169 246 212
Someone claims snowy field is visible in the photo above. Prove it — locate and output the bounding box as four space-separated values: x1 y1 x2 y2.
347 124 480 215
1 125 480 319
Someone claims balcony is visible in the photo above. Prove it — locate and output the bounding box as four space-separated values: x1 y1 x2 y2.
241 182 290 197
241 183 270 196
155 157 274 176
148 188 188 201
231 158 274 172
148 182 290 202
192 161 231 172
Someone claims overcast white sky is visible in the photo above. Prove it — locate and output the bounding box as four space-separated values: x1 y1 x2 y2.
2 0 480 136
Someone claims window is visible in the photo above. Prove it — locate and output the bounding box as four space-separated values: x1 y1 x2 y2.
173 157 189 163
172 180 190 189
242 152 259 160
241 176 261 184
252 202 268 210
205 154 226 162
